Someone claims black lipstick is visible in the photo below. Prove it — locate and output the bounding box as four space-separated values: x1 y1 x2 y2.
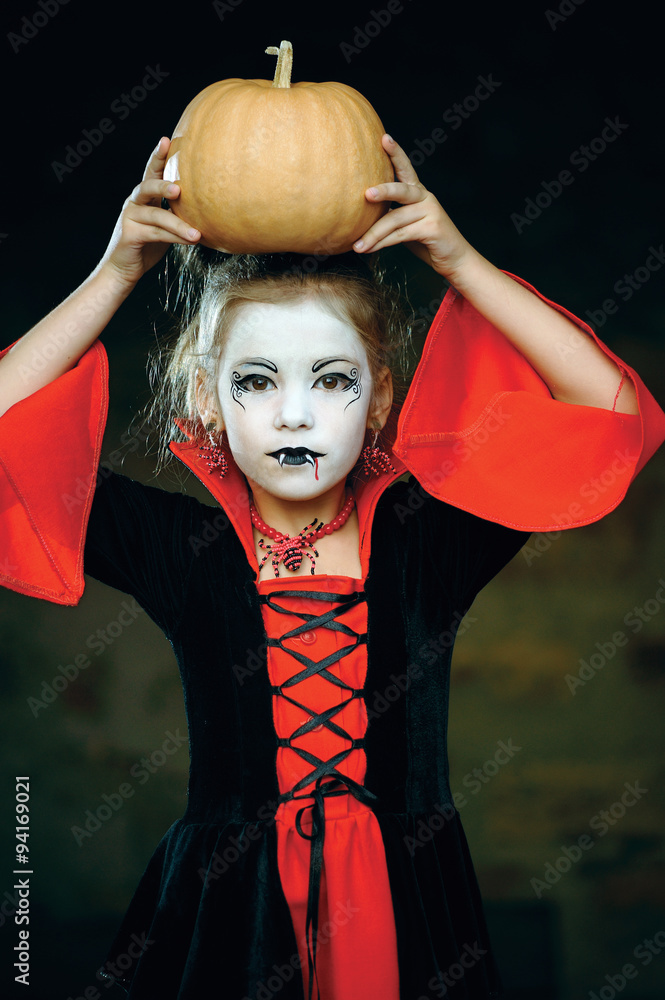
267 447 324 468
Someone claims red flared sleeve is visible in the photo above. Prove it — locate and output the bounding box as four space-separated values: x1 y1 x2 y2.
0 338 108 605
393 272 665 531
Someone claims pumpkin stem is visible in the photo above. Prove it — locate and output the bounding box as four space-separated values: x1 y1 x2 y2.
265 40 293 88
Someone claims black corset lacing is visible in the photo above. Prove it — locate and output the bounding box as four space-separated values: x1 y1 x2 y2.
259 588 377 1000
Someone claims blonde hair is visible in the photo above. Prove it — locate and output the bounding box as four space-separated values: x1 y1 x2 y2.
145 246 415 474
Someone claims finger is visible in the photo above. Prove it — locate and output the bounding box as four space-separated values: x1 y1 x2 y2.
358 221 428 254
354 204 428 251
365 180 426 205
129 178 182 207
142 136 172 182
125 203 200 242
382 134 421 184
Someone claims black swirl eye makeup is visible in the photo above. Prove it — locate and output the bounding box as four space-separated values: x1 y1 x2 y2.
230 371 248 409
228 356 363 405
341 367 362 410
230 358 278 407
312 358 363 407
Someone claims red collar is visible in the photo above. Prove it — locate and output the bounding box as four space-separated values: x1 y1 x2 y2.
168 418 407 582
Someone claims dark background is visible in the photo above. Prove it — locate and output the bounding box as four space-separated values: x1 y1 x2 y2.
0 1 664 998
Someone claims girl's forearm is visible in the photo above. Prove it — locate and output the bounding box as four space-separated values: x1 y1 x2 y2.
0 264 135 418
445 248 638 415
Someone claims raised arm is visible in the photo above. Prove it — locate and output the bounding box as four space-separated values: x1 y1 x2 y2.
427 249 638 414
0 137 201 417
353 134 637 415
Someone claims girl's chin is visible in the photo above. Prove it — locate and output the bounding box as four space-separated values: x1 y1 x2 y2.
244 471 346 504
238 452 362 499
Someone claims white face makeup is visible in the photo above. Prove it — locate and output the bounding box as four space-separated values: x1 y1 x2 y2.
214 297 374 503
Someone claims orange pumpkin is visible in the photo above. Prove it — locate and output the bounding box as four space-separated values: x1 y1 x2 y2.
164 40 394 255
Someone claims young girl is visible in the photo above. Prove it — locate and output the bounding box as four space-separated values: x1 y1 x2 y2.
1 133 664 1000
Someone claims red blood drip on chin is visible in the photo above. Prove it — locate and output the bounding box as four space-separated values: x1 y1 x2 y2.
314 458 319 481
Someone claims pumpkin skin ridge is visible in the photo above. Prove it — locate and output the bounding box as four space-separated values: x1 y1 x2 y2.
165 73 394 254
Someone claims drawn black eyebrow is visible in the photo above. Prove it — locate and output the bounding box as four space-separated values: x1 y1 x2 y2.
235 358 358 372
311 358 356 373
230 360 278 409
235 358 278 371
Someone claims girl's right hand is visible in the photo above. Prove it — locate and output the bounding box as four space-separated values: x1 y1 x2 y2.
98 136 201 289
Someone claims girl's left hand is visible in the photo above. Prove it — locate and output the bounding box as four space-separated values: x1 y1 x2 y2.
353 134 472 280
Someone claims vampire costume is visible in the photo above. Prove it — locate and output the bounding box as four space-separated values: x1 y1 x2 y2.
1 273 664 999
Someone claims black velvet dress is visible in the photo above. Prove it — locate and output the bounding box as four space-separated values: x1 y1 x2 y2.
82 463 530 1000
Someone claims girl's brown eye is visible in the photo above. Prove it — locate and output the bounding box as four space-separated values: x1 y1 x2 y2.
237 375 272 391
316 374 350 390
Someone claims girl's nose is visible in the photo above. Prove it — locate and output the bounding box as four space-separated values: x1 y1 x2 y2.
274 389 314 430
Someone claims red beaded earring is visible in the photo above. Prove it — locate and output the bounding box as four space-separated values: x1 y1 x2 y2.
360 428 396 477
197 426 228 479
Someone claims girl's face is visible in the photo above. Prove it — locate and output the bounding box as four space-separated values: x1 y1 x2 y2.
213 297 381 502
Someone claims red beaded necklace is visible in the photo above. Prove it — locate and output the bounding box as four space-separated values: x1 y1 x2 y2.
249 493 356 577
